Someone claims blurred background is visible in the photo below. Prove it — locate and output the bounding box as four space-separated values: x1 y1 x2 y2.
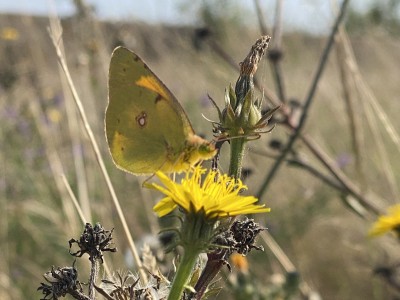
1 0 400 299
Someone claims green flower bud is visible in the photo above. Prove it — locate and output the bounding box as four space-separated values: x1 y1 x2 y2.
213 36 279 140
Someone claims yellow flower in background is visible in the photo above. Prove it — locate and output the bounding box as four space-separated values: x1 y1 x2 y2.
47 108 62 124
1 27 19 41
369 204 400 237
148 166 270 219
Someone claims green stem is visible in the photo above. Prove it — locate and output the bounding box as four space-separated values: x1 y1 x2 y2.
168 249 200 300
229 137 246 179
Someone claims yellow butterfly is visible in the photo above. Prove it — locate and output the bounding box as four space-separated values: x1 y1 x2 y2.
105 46 216 175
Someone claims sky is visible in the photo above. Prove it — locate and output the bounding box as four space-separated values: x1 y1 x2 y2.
0 0 375 34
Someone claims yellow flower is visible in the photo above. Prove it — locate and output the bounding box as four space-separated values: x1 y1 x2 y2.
0 27 19 41
148 166 270 219
369 204 400 237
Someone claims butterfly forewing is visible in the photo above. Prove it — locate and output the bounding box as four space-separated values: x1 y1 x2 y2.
106 47 200 174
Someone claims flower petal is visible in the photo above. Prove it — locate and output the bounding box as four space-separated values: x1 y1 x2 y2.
149 166 270 220
153 197 177 217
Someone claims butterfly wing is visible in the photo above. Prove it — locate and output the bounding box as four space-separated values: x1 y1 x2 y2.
106 46 196 174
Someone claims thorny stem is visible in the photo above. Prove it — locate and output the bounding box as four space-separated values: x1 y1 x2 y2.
257 0 350 199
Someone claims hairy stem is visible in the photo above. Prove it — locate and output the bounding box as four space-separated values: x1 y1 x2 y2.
168 249 200 300
88 258 99 299
229 137 246 179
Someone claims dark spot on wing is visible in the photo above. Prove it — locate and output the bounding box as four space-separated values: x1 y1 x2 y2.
121 147 124 151
117 118 120 124
155 94 163 103
133 55 139 62
122 68 126 72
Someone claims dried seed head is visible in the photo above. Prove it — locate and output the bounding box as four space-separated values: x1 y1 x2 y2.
69 223 117 263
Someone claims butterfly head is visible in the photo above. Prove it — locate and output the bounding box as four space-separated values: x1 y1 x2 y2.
186 134 217 162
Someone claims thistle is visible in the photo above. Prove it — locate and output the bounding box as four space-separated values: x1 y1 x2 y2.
209 36 280 178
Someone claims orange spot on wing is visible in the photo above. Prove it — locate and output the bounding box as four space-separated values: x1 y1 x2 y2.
136 75 168 100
